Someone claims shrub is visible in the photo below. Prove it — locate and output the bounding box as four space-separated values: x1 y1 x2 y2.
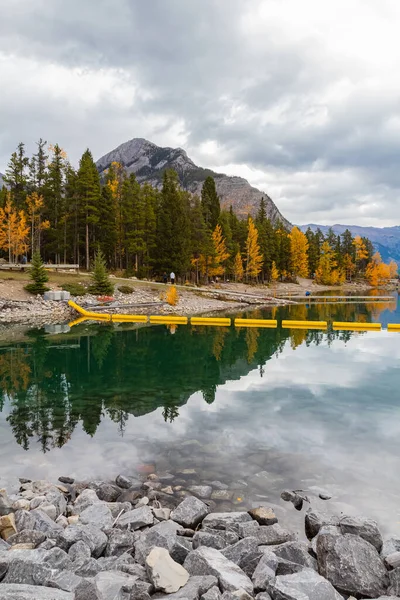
166 285 179 306
24 251 49 295
62 283 87 296
89 250 114 295
118 285 134 294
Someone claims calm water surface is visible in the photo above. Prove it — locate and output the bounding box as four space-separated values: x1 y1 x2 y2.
0 293 399 536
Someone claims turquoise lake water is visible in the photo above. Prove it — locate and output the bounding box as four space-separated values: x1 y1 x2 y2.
0 293 399 536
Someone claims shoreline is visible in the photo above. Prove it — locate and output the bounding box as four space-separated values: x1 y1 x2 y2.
0 469 398 599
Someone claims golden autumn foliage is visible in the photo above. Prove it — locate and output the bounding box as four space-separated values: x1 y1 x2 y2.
245 217 263 279
26 192 50 252
353 235 368 266
209 224 230 276
365 252 393 286
343 253 356 280
315 241 345 285
0 193 30 262
166 285 179 306
271 261 279 282
289 226 309 278
233 251 244 281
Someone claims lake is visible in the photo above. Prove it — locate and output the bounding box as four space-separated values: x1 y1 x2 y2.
0 293 399 537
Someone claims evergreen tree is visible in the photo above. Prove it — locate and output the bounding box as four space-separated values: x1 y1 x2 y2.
76 149 101 270
190 196 213 284
25 251 49 294
3 142 29 209
201 176 220 230
97 184 117 267
89 249 114 295
44 144 66 262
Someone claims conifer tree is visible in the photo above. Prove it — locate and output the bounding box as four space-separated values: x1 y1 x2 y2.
233 251 244 281
89 249 114 295
201 176 220 230
271 260 279 282
209 224 230 277
4 142 29 209
245 217 263 280
76 149 101 270
25 251 49 294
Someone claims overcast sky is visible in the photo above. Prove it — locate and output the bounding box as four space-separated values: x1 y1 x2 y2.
1 0 400 226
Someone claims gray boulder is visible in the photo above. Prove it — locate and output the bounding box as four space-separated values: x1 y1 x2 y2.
0 584 74 599
115 473 142 489
46 570 83 593
184 546 253 595
338 515 383 551
135 519 191 565
7 530 46 548
104 527 135 556
248 507 278 526
14 509 36 533
93 481 120 502
317 530 389 598
56 524 107 557
79 503 113 531
171 496 209 528
255 594 272 600
252 550 278 591
222 536 259 565
305 509 339 540
74 578 101 600
194 530 239 550
202 512 252 531
271 541 317 570
256 524 296 546
2 559 53 586
73 557 101 577
381 537 400 559
70 489 101 515
201 586 223 599
238 521 260 538
116 505 154 530
267 568 344 600
94 569 141 597
153 574 218 599
188 485 213 499
389 567 400 595
384 551 400 569
31 508 63 535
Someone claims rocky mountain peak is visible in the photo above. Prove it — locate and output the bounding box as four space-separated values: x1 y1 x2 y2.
96 138 290 228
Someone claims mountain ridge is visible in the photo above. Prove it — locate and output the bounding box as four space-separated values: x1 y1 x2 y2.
300 223 400 265
96 138 291 227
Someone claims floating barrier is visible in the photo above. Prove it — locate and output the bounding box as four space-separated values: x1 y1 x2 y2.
333 322 381 331
110 314 147 323
388 324 400 332
191 317 231 326
149 315 188 325
282 320 327 330
235 318 277 328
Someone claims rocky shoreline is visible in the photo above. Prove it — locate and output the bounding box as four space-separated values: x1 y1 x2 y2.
0 471 399 599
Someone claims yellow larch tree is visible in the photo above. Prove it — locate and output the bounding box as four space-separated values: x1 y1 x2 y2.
271 261 279 282
289 226 309 278
315 241 344 285
209 224 230 277
365 252 391 286
353 235 368 272
343 253 356 281
26 191 50 253
389 260 398 279
245 217 263 280
0 193 30 262
233 251 244 282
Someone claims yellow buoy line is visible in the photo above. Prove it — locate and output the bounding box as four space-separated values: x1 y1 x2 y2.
67 301 400 331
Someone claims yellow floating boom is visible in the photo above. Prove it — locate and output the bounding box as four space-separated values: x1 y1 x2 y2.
235 318 277 328
388 324 400 331
149 315 188 324
110 314 147 323
191 317 231 326
333 322 381 331
282 320 327 330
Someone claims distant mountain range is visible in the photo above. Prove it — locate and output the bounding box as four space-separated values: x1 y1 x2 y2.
301 224 400 265
96 138 290 227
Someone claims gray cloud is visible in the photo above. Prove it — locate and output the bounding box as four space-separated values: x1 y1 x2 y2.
0 0 400 225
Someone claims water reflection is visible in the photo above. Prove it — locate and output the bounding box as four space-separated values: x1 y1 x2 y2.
0 297 399 535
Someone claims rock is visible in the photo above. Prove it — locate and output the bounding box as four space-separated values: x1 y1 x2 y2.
202 512 252 530
0 584 74 599
319 493 332 500
0 538 10 551
67 516 79 525
39 539 57 550
184 546 253 595
256 524 296 546
211 490 234 501
56 524 107 558
255 594 272 600
56 515 69 528
382 537 400 559
95 570 141 597
267 568 343 600
105 501 131 519
136 496 150 507
43 547 73 570
74 578 101 600
188 485 213 499
135 519 191 565
10 543 35 550
0 513 17 540
193 530 239 550
7 530 46 548
74 558 102 577
339 515 383 551
70 488 101 515
156 575 219 599
223 590 253 600
104 528 135 557
0 494 14 516
238 521 260 538
146 546 190 593
79 503 113 531
305 509 339 541
385 551 400 569
248 507 278 526
388 567 400 597
3 558 53 586
15 510 36 533
117 488 143 504
47 570 83 592
45 490 67 518
153 507 171 521
93 482 121 502
317 530 389 598
272 541 317 569
117 505 154 530
31 508 63 535
221 537 259 565
116 474 142 489
68 540 91 563
201 585 223 600
59 476 74 484
252 549 278 591
171 496 209 528
38 503 57 521
12 499 31 511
